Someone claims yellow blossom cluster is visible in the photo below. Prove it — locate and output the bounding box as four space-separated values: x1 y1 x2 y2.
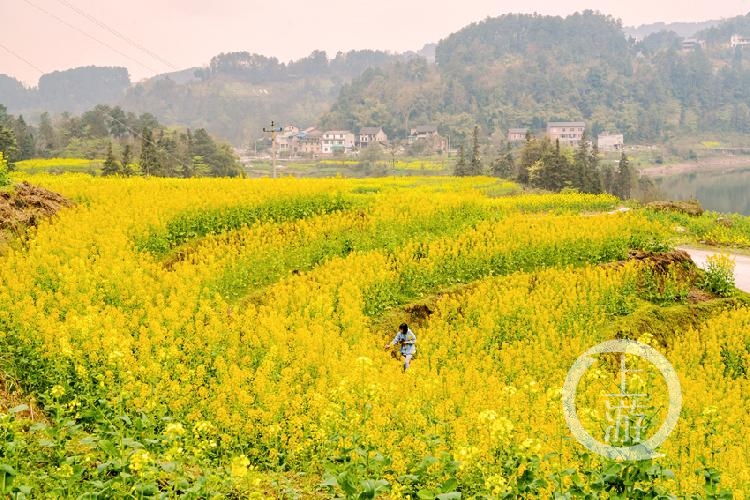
0 173 746 496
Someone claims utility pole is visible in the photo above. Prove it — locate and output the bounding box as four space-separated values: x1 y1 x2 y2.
263 120 283 178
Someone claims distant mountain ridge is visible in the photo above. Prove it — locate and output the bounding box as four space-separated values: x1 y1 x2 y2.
624 20 723 39
0 49 428 144
2 11 750 146
323 11 750 144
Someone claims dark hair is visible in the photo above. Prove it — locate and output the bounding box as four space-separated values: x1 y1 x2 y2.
399 323 408 333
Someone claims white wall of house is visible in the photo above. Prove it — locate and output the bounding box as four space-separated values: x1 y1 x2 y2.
598 133 624 152
321 131 355 154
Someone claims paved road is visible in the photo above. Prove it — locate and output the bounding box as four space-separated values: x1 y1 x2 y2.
677 246 750 293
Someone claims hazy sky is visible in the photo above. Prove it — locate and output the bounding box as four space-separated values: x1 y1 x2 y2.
2 0 750 86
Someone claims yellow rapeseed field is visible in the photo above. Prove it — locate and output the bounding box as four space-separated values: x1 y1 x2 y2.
0 173 747 497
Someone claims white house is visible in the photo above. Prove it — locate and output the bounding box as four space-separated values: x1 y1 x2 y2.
321 130 355 155
731 34 750 48
547 122 585 147
507 128 529 142
597 133 624 152
681 38 705 51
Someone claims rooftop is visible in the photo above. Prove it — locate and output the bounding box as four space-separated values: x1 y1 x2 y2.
547 122 585 128
412 125 438 134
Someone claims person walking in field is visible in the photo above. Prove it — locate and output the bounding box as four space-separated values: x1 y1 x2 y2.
384 323 417 371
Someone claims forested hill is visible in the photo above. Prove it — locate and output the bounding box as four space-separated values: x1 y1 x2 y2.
4 11 750 146
323 11 750 144
1 50 414 145
0 67 131 115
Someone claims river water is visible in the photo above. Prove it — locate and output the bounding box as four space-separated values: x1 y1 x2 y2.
652 166 750 215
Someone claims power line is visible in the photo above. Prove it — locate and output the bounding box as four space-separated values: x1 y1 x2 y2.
20 0 161 74
0 41 196 173
0 43 45 76
54 0 177 71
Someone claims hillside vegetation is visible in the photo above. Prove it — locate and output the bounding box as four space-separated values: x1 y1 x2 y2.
324 11 750 144
1 50 414 145
4 12 750 147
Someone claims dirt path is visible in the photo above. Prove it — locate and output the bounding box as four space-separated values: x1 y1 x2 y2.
677 246 750 293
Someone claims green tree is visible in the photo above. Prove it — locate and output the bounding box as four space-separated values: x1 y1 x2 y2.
102 142 120 176
491 143 515 178
468 125 483 175
0 125 18 166
191 155 210 177
13 116 34 160
37 112 56 155
585 143 602 193
573 133 590 191
517 135 552 185
121 144 134 176
139 127 159 176
155 130 179 177
0 152 10 187
454 145 469 176
359 142 386 174
615 151 633 199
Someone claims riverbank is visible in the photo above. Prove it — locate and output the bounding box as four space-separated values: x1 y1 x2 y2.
640 154 750 177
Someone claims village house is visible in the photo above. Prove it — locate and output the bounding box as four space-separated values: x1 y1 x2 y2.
321 130 356 155
297 127 322 156
731 34 750 48
275 124 302 156
507 128 529 142
407 125 447 153
682 38 706 51
547 121 585 147
408 125 440 144
358 127 388 148
597 133 624 152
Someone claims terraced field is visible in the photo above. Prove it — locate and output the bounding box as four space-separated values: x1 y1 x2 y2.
0 174 747 497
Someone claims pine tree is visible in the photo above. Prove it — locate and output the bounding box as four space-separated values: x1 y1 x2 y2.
140 127 158 176
181 129 194 178
102 142 120 176
586 142 602 193
492 143 515 179
469 125 482 175
454 145 468 176
573 132 590 191
37 112 55 155
616 151 633 199
121 144 133 176
14 116 35 160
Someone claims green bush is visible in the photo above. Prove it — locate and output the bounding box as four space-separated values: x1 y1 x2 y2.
701 253 735 297
0 152 10 187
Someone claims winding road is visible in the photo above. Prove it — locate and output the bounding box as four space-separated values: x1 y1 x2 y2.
677 246 750 293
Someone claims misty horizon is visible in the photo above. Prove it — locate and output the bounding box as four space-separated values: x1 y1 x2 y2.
2 0 750 87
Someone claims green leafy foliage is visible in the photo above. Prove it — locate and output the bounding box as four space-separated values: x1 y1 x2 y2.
137 194 356 256
701 254 736 297
0 152 10 187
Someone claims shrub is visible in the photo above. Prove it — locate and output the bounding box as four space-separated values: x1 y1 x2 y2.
0 152 10 187
701 253 735 297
